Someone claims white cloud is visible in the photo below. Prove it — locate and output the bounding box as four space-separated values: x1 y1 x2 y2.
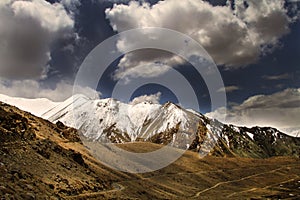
263 73 291 80
104 0 133 3
105 0 297 79
217 86 240 93
60 0 81 13
206 88 300 136
233 0 291 45
114 59 171 83
0 79 100 102
130 92 161 105
0 0 75 80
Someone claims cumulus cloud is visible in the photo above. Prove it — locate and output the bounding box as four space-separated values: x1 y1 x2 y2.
114 58 171 83
130 92 161 105
0 79 100 102
105 0 297 79
0 0 76 80
206 88 300 136
60 0 81 13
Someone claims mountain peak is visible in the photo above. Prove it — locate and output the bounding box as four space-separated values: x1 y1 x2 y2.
162 101 182 109
1 93 299 158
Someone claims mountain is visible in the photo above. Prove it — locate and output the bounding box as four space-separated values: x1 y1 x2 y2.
0 94 59 117
1 101 300 199
0 100 112 198
42 95 205 145
1 94 300 158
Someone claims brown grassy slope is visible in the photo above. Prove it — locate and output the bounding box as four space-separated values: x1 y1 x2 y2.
113 143 300 200
0 102 300 200
0 102 135 199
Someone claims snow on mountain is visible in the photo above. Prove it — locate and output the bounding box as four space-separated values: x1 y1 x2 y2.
41 94 89 122
1 93 299 158
40 96 205 144
0 94 59 117
52 96 163 141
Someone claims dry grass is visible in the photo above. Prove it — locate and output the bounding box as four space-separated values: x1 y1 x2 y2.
1 103 299 199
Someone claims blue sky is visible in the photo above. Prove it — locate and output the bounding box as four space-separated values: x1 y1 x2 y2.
52 0 300 111
48 0 300 105
0 0 299 134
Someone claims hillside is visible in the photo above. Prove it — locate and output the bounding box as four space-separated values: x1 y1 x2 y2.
0 101 126 199
1 101 300 199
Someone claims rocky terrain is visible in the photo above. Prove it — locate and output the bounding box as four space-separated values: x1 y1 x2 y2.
0 102 123 199
0 100 300 199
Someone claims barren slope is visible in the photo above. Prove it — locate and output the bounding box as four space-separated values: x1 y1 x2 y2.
0 102 300 200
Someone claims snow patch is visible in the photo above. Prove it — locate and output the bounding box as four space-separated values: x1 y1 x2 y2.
246 132 254 140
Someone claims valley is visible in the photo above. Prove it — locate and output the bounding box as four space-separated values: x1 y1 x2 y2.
0 97 300 199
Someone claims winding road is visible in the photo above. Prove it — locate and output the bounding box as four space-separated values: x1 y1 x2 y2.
193 165 297 198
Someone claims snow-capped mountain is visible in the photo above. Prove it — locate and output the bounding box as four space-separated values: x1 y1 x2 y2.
1 94 299 158
40 95 210 146
0 94 59 117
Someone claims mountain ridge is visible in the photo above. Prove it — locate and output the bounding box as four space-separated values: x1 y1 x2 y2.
0 93 299 158
1 100 300 199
